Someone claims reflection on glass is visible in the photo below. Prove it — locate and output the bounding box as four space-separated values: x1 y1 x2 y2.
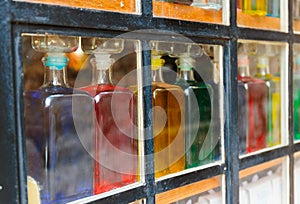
80 38 138 194
25 35 94 203
239 159 285 204
165 176 223 204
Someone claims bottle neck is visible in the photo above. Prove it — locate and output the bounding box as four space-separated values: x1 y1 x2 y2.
176 56 196 81
177 69 195 81
96 69 111 85
152 68 165 82
91 55 112 85
238 53 250 77
151 55 165 83
256 57 270 76
42 54 69 87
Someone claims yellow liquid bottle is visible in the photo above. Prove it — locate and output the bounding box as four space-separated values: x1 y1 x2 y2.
242 0 267 16
152 54 185 178
144 54 185 178
254 56 281 147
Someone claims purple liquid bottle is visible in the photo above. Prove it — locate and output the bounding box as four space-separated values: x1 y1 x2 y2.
24 51 94 203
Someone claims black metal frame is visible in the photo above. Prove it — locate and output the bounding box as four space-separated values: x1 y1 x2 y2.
0 0 297 203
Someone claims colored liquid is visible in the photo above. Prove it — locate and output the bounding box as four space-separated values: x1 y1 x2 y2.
152 82 185 178
255 73 281 147
294 74 300 140
242 0 267 16
238 76 268 153
175 80 214 168
24 86 94 203
81 84 138 194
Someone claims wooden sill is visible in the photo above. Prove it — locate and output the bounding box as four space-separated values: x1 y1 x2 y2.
14 0 137 13
239 157 284 179
237 9 280 31
153 1 222 24
156 176 221 204
294 20 300 33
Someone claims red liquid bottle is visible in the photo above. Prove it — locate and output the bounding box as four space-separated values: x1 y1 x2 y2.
238 51 268 153
81 53 138 194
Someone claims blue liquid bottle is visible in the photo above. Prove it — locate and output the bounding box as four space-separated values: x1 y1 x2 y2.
175 55 214 168
24 36 94 203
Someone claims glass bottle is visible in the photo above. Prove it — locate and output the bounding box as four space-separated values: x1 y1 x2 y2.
254 56 281 147
24 36 94 203
242 0 267 16
191 0 222 10
294 53 300 140
174 55 214 168
80 53 138 194
294 0 300 20
151 52 185 178
267 0 280 17
237 50 268 153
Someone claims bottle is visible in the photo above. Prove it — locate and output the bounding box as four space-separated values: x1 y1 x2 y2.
254 56 281 147
24 36 94 203
80 51 138 194
242 0 267 16
175 55 214 168
237 49 268 153
294 0 300 20
267 0 280 17
150 52 185 178
191 0 222 10
294 53 300 140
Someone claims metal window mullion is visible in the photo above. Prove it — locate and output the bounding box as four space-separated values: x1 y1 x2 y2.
224 40 240 204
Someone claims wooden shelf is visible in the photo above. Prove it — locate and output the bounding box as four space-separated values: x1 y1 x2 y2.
156 176 222 204
294 20 300 33
237 9 280 31
239 158 284 179
14 0 137 13
153 2 222 24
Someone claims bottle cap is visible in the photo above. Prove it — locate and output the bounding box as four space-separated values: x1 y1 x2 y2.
257 56 269 69
238 53 250 67
45 53 68 70
151 55 165 71
93 53 114 71
177 56 194 71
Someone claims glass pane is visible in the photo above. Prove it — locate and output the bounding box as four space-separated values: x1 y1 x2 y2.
294 152 300 203
14 0 139 14
23 34 142 203
156 175 224 203
238 41 288 156
294 0 300 32
239 158 288 204
237 0 287 32
145 40 223 179
153 0 227 25
294 44 300 141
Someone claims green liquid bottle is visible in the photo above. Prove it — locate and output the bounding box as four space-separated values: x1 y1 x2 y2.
254 56 281 147
175 56 214 168
294 54 300 140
